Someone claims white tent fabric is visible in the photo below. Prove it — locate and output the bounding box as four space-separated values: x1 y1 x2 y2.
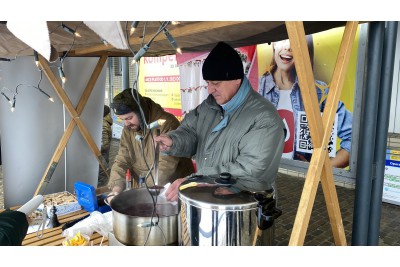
83 21 129 50
7 21 51 61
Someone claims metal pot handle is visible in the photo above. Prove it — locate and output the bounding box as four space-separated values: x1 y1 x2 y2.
254 192 282 230
257 205 282 230
104 194 116 206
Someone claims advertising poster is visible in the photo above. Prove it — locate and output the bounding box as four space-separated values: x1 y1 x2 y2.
257 25 360 169
296 112 338 157
138 55 182 120
383 150 400 205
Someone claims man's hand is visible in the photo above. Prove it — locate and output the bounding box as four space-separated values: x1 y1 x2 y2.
154 134 173 152
106 186 122 204
330 149 350 168
295 153 309 162
165 177 187 202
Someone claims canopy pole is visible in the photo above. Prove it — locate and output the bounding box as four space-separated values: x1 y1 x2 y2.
352 22 385 245
368 21 398 245
121 57 130 90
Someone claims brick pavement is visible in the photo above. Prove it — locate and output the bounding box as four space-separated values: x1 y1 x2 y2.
274 171 400 246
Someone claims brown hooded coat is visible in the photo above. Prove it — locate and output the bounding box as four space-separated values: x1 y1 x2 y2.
108 90 194 190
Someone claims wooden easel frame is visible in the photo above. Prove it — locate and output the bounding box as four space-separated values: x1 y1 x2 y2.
285 21 359 245
34 55 109 196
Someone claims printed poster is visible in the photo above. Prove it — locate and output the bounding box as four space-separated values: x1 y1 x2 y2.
296 111 338 157
256 25 360 169
383 150 400 205
138 55 182 120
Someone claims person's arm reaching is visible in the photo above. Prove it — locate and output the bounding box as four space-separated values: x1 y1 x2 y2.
330 149 350 169
0 210 29 246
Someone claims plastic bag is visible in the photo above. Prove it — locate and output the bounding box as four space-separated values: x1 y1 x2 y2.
61 211 113 238
158 183 177 205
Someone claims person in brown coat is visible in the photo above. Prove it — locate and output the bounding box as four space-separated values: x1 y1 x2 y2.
106 89 194 200
98 105 113 187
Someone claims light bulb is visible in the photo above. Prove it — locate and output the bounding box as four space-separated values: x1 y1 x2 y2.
62 23 80 37
11 97 16 112
131 44 149 65
101 38 108 45
34 51 39 67
130 21 139 35
58 67 66 84
148 119 166 130
37 88 54 102
1 92 11 103
163 28 181 54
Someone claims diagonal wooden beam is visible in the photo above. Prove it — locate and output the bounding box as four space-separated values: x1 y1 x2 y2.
285 21 329 245
318 21 359 245
34 55 109 196
286 21 357 245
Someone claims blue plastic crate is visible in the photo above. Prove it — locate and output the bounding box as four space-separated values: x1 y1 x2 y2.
74 181 98 212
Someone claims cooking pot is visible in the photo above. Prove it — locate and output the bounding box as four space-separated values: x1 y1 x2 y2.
109 188 178 246
178 174 281 246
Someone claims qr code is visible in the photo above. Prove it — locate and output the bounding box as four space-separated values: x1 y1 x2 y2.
296 111 337 157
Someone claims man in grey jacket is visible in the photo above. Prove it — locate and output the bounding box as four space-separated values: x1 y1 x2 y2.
155 41 285 202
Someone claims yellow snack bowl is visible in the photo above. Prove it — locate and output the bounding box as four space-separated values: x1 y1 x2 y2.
62 232 90 246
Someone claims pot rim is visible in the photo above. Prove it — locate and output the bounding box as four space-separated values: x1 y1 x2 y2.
178 193 258 211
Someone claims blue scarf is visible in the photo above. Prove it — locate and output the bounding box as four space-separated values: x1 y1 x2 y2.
212 77 251 133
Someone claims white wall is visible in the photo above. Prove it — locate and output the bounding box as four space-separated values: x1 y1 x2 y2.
389 25 400 134
0 56 106 208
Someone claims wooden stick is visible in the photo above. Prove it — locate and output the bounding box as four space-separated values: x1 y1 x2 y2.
286 21 358 245
34 55 108 196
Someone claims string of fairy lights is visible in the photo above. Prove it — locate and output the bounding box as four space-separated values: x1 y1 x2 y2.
0 22 82 112
124 21 182 245
0 21 182 112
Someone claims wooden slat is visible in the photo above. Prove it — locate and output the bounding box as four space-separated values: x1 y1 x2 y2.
288 147 327 244
285 21 357 246
34 55 109 196
22 210 109 246
38 55 106 163
318 21 358 245
285 21 329 246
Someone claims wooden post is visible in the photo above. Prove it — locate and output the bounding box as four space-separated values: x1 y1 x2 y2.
285 21 358 245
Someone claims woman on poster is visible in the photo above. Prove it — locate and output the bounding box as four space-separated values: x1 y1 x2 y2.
258 36 353 168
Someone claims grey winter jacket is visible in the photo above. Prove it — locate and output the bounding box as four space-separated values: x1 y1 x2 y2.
167 78 285 192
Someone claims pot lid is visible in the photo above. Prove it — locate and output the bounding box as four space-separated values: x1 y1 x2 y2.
178 174 258 211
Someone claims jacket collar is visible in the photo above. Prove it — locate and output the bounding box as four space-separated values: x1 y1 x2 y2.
264 73 300 93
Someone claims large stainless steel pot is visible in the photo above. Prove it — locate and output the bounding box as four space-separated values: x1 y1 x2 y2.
178 174 281 246
110 188 178 246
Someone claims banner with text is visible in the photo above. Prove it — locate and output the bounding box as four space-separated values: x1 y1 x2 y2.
138 55 182 120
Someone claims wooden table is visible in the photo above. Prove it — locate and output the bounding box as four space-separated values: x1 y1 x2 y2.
22 209 109 246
